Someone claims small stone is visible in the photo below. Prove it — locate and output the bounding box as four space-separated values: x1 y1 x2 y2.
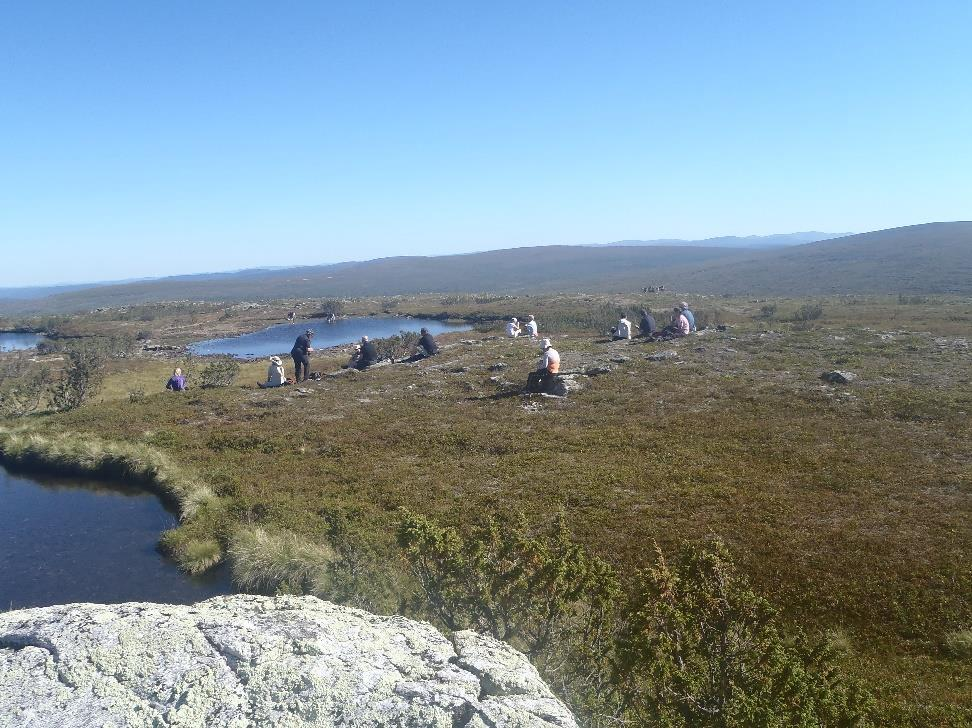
609 356 628 364
647 350 679 361
488 363 508 371
821 370 858 384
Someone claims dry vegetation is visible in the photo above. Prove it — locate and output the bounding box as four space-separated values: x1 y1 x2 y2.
1 293 970 724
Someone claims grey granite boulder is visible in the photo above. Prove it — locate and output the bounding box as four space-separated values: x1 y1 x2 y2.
0 594 577 728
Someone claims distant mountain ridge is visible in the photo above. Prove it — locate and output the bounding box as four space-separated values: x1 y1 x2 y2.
597 232 849 249
1 223 968 314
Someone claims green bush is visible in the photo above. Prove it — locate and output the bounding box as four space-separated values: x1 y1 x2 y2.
792 303 824 322
49 343 107 411
199 357 240 388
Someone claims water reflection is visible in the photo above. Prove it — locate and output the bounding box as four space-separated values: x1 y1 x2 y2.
0 332 44 352
0 465 233 610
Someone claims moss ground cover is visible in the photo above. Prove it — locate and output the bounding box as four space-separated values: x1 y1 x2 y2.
1 294 970 722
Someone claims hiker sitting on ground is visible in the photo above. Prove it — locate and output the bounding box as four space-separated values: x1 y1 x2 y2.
680 301 697 332
507 317 521 338
655 306 691 338
343 344 362 369
526 338 561 393
258 355 288 388
525 315 538 339
354 335 379 370
637 308 657 337
165 367 186 391
291 329 314 383
417 328 439 357
613 313 632 340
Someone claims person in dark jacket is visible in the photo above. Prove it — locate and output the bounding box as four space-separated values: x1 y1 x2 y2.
290 329 314 383
417 328 439 357
355 336 379 370
637 308 657 337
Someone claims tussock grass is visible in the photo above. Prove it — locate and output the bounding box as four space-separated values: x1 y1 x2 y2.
943 629 972 659
229 526 337 595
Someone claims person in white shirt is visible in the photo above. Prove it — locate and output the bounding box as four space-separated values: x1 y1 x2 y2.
525 315 538 339
507 317 521 338
527 338 561 392
258 355 288 388
613 314 632 340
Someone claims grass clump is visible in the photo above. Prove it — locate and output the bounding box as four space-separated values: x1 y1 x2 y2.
942 629 972 659
229 527 337 595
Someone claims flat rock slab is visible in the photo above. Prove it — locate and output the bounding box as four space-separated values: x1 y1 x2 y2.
0 594 577 728
821 370 858 384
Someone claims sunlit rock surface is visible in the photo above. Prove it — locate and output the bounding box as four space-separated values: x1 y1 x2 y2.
0 594 577 727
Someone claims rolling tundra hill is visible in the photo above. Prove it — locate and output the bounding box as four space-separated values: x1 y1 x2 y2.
665 222 972 295
2 223 969 314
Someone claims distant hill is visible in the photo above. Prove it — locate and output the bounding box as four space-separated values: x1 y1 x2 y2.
2 223 968 314
665 222 972 295
599 232 848 249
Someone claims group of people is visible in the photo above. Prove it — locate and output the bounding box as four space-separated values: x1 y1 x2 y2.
612 302 697 341
506 315 539 339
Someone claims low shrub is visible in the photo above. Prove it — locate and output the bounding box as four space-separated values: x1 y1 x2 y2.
199 357 240 388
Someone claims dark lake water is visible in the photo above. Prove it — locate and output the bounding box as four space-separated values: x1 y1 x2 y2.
0 465 233 610
0 332 45 352
189 316 471 359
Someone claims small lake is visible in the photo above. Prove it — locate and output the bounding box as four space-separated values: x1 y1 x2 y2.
0 332 45 352
0 465 233 610
189 316 471 359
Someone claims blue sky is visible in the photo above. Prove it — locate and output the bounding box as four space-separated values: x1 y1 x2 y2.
2 1 970 286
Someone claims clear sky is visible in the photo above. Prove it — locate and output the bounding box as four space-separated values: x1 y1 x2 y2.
2 1 970 287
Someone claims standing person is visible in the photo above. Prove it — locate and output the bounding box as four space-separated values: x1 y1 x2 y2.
165 367 186 391
680 302 697 332
507 317 521 338
525 315 539 339
613 313 632 340
258 356 288 388
637 308 657 337
527 338 561 393
355 335 379 370
417 327 439 357
291 329 314 383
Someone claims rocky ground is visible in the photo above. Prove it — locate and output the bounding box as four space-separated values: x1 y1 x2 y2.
0 594 577 728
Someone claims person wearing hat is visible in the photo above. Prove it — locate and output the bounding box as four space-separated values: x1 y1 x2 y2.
526 338 561 393
258 355 288 388
506 317 521 338
524 315 539 339
354 335 379 370
290 329 314 383
680 301 697 332
417 327 439 357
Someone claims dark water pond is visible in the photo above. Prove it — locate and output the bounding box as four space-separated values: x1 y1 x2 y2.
0 465 233 610
189 316 471 359
0 332 45 352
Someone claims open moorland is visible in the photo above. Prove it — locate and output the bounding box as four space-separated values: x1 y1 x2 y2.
1 293 970 724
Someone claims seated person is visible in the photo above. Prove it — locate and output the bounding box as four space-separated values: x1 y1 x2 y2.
524 315 539 339
343 344 362 369
417 327 439 356
680 301 697 332
526 338 561 393
613 314 632 340
258 355 288 388
637 308 657 337
165 367 186 391
355 336 379 370
507 317 521 338
655 306 691 338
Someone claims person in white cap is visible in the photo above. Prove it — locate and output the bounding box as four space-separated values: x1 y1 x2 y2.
507 317 521 338
680 301 697 332
527 338 561 392
525 315 539 339
258 355 288 388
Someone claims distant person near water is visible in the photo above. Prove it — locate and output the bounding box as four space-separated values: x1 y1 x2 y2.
612 313 632 340
638 308 657 337
507 317 521 338
525 315 539 339
417 328 439 357
526 338 560 393
291 329 314 383
680 302 697 332
258 355 288 388
165 367 186 391
354 336 379 370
